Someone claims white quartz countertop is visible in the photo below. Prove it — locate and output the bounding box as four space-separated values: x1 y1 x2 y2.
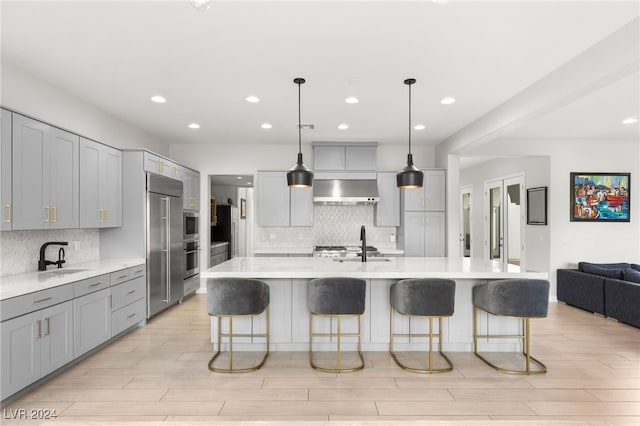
253 247 313 255
0 258 145 301
201 257 547 280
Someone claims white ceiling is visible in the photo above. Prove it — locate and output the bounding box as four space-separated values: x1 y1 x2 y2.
2 1 639 153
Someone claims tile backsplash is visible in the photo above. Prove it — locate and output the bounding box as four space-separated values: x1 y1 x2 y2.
0 229 99 276
256 205 397 250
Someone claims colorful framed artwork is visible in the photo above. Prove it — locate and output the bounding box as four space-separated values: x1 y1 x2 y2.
570 172 630 222
527 187 547 225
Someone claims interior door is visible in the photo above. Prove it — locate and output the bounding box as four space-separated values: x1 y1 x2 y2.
459 186 472 258
484 175 525 271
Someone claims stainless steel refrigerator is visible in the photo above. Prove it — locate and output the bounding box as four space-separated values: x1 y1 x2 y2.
146 173 184 318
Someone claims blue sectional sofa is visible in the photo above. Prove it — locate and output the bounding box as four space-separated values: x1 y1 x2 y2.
557 262 640 328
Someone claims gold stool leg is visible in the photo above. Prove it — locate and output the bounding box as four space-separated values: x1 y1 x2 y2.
473 307 547 375
390 306 453 374
309 313 364 373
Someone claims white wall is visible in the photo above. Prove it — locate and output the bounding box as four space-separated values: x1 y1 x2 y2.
2 61 170 155
461 139 639 297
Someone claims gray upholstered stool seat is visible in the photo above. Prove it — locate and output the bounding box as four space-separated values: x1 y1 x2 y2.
308 277 366 372
207 278 270 373
390 278 456 373
473 279 549 375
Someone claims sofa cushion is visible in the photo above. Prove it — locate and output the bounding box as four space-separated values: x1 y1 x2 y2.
578 262 630 272
579 263 627 279
624 268 640 284
630 264 640 272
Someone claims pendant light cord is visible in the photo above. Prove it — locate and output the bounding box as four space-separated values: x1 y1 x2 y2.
408 82 412 156
297 80 302 155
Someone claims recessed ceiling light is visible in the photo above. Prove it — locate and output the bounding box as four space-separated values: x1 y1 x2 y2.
622 117 638 124
151 95 166 103
187 123 200 129
345 97 359 104
261 123 272 129
338 124 349 130
247 182 253 185
440 97 456 105
245 95 260 103
414 124 426 130
237 176 243 180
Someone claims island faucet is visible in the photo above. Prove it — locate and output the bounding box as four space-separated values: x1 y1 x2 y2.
38 241 68 271
360 225 367 263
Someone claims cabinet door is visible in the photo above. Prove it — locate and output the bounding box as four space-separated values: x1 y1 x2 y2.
257 171 290 226
49 128 79 229
424 170 446 211
403 211 426 256
290 186 313 227
40 301 73 377
12 114 50 230
375 172 400 227
79 138 101 227
73 288 111 357
424 212 446 256
191 171 200 210
345 146 376 171
100 145 122 227
1 109 12 230
0 311 41 400
313 146 345 170
402 186 424 212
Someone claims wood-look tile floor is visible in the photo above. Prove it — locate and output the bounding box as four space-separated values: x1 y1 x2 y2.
2 294 639 425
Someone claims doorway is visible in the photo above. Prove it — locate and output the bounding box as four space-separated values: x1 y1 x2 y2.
459 185 473 258
484 174 525 271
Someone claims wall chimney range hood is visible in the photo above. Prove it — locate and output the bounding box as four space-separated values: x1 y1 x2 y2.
313 179 379 205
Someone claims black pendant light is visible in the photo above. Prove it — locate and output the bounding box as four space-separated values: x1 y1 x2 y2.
397 78 424 189
287 78 314 188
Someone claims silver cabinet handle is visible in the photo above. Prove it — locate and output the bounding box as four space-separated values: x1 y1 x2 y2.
126 313 136 319
127 290 136 295
33 297 52 304
89 282 102 288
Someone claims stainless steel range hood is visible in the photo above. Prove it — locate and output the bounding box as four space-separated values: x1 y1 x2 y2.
313 179 379 205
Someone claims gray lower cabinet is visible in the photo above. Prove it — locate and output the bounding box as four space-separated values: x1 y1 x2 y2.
110 275 146 337
73 287 111 357
210 244 229 267
0 300 73 400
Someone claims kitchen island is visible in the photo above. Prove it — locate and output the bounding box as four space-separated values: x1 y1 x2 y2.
201 257 548 352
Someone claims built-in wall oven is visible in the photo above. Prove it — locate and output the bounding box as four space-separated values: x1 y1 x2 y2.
184 239 200 279
184 211 199 241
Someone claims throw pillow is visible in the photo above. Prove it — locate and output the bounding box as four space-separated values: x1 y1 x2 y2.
578 262 630 272
580 263 624 279
624 268 640 284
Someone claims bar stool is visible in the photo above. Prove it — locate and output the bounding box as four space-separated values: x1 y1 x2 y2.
206 278 270 373
390 278 456 373
473 279 549 375
308 277 366 373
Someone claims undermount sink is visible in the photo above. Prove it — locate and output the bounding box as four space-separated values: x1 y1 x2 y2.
39 268 89 278
332 257 392 262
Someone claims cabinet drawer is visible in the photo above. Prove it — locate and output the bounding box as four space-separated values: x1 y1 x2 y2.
110 269 131 286
128 264 146 280
73 274 111 298
1 284 73 322
111 276 145 312
184 275 200 296
111 298 145 337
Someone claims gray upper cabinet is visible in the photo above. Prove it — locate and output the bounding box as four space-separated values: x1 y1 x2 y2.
11 114 79 230
313 142 377 171
403 169 446 212
290 186 313 227
79 138 122 228
1 109 11 230
374 172 400 227
183 168 200 211
257 171 290 227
